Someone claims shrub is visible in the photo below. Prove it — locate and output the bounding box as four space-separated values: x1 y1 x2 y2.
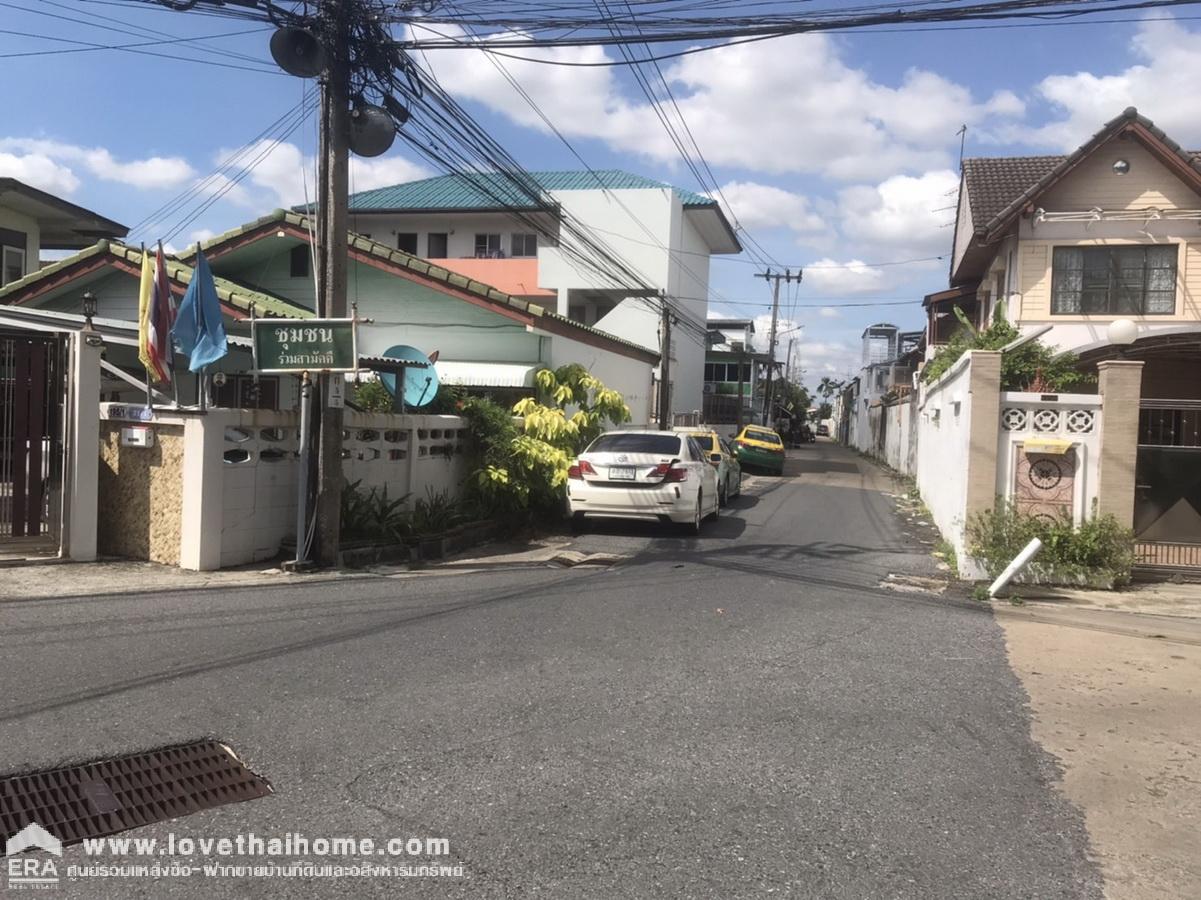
922 305 1092 392
457 365 631 518
352 379 394 413
341 480 411 543
967 500 1134 587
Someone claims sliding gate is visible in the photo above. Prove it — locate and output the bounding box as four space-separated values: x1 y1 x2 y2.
1135 400 1201 570
0 331 66 542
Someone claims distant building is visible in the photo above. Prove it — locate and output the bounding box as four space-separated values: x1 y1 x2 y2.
340 170 742 417
861 323 900 366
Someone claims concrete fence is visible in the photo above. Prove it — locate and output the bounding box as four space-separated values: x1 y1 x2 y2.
915 351 1144 576
98 404 470 570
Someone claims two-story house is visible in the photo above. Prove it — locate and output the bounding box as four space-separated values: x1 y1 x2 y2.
933 108 1201 565
0 178 127 285
341 170 742 418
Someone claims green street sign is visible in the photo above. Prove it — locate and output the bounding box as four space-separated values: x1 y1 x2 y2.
252 318 358 373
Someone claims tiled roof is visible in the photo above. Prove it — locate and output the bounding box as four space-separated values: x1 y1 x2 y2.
0 240 309 319
180 210 660 364
343 170 717 212
962 108 1201 236
961 156 1064 227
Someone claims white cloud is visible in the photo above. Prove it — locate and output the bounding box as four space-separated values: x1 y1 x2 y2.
819 306 841 319
0 152 79 194
835 169 959 258
214 140 427 209
803 258 888 295
0 138 194 189
416 28 1023 181
712 181 826 234
1024 18 1201 150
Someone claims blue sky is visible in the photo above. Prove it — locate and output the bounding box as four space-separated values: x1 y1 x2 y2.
5 3 1201 385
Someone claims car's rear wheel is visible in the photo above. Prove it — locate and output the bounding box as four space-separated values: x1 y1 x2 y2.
685 492 702 535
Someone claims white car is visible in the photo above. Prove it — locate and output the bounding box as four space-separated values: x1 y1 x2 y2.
566 430 720 533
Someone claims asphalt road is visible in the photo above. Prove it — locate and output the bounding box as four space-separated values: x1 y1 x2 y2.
0 441 1102 899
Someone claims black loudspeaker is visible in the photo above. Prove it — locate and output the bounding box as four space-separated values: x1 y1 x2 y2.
348 105 396 158
269 27 326 78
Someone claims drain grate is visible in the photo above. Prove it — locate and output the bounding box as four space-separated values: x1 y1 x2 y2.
1 740 272 850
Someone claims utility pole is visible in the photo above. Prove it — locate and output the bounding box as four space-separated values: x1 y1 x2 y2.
313 1 351 567
784 336 796 384
657 297 672 430
755 269 802 426
735 345 745 432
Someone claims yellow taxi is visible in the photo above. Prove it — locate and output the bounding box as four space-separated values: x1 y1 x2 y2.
732 425 786 475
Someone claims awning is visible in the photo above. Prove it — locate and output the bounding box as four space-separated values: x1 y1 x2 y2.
435 360 538 388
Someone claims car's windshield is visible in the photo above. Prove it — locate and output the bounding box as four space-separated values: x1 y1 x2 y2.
588 433 682 455
746 431 781 445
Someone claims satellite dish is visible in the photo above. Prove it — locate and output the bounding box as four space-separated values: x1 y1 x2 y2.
270 27 326 78
348 105 396 158
380 345 440 408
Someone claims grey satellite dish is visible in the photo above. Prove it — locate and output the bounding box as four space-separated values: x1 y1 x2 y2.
348 105 396 158
270 27 326 78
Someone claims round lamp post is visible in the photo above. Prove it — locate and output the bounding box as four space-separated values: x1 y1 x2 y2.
1107 318 1138 357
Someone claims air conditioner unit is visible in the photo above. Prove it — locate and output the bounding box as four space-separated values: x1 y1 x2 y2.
702 383 714 394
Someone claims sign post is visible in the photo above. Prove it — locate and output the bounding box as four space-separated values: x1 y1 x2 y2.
252 318 358 374
253 318 359 571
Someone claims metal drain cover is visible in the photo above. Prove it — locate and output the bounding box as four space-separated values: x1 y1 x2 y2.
1 740 272 850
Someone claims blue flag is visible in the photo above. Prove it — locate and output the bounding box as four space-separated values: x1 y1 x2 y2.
172 248 227 373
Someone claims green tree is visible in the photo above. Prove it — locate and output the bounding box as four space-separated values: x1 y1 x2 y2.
458 364 631 516
817 376 842 400
817 402 832 421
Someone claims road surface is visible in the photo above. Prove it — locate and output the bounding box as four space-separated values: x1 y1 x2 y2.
0 440 1101 898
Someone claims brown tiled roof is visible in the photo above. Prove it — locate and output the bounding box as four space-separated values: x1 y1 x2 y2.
961 156 1063 227
961 108 1201 238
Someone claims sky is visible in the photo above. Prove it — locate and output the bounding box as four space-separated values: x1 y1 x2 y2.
5 3 1201 387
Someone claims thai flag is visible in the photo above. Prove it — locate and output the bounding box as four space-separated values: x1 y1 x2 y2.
145 242 174 385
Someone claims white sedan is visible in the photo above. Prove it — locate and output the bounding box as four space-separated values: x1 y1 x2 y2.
566 430 720 533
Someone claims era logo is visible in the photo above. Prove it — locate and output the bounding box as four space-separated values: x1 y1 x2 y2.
5 823 62 889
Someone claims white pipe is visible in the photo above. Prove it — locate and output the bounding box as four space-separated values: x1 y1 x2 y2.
988 537 1043 598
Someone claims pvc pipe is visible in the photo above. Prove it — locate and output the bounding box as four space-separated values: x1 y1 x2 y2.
988 537 1043 598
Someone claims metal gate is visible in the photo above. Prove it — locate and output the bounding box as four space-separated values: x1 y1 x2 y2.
1134 400 1201 570
0 330 66 542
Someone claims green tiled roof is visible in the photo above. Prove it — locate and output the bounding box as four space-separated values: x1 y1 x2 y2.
343 170 717 212
181 210 659 363
0 240 309 319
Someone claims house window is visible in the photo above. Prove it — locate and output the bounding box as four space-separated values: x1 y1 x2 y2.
1051 245 1177 315
474 233 502 258
703 363 714 381
289 245 309 278
510 232 537 257
427 232 448 258
397 233 418 255
1 245 25 286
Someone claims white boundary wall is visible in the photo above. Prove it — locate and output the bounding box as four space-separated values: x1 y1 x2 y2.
915 353 976 559
101 405 469 570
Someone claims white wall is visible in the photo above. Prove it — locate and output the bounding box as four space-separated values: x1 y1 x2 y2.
549 333 654 426
217 409 471 568
345 211 553 260
915 353 975 561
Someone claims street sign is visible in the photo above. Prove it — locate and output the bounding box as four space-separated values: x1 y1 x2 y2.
252 318 358 373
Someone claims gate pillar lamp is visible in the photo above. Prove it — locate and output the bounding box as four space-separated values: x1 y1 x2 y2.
81 290 103 347
1107 318 1138 358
